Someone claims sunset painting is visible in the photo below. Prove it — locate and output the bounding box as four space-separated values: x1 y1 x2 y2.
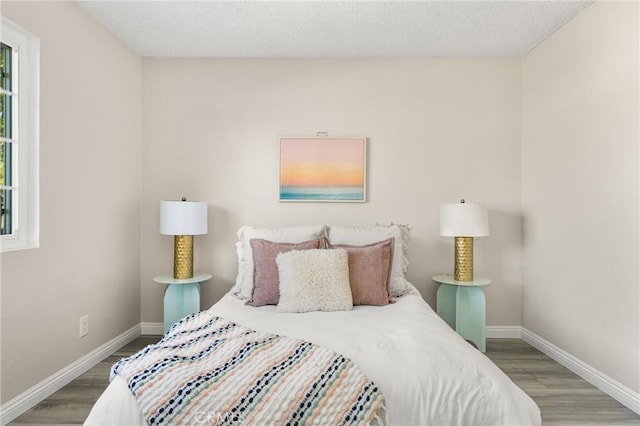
280 137 367 202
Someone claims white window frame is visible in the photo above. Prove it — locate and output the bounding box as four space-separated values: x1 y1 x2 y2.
1 17 39 252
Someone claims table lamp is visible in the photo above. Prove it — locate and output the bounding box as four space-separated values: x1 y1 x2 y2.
160 198 208 279
440 199 489 282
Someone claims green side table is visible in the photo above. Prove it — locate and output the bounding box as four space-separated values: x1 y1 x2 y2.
154 273 212 333
433 274 491 352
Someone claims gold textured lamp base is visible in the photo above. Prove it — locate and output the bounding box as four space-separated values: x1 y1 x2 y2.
174 235 194 279
454 236 474 282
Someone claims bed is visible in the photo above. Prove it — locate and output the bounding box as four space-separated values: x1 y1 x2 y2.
85 224 541 426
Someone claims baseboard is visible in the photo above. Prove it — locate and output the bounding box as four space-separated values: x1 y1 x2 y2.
522 327 640 415
0 324 140 425
486 325 522 338
141 322 164 335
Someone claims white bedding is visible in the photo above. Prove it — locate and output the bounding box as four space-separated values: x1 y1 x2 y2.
85 286 541 426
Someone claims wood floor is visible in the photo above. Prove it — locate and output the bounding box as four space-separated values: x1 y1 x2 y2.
486 339 639 426
9 337 640 425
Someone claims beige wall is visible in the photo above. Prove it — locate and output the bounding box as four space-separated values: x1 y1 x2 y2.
0 2 142 403
522 1 639 393
140 59 524 327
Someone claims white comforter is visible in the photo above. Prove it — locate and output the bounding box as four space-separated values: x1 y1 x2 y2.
86 286 541 426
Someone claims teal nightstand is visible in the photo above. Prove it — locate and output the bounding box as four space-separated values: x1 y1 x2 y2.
154 273 212 333
433 274 491 352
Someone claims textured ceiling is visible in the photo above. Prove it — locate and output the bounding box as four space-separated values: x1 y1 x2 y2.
76 0 593 58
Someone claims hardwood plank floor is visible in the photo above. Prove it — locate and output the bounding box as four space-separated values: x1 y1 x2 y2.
10 337 640 425
9 336 159 426
486 339 639 425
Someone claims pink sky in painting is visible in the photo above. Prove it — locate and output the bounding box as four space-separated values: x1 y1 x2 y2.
280 138 365 187
281 138 363 164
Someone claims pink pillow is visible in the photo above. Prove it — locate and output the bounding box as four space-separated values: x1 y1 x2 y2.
247 238 322 306
329 238 394 306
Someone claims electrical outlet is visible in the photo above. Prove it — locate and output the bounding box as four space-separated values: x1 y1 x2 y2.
79 315 89 338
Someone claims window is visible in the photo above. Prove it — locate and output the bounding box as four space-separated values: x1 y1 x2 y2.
1 17 39 252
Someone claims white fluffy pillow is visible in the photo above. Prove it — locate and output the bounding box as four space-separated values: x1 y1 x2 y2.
276 249 353 313
232 225 326 299
327 224 411 297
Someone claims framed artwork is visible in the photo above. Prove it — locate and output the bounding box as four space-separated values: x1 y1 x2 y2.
279 137 367 202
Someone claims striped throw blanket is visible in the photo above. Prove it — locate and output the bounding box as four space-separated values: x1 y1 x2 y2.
111 311 386 425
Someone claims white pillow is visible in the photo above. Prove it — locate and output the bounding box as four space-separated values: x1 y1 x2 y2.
327 224 411 297
232 225 326 299
276 249 353 313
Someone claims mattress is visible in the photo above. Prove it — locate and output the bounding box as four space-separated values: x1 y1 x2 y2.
85 286 541 425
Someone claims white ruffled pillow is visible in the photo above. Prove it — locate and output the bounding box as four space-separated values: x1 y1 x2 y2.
276 249 353 313
232 225 326 299
327 224 411 297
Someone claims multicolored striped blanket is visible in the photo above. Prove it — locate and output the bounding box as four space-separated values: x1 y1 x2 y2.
111 311 386 425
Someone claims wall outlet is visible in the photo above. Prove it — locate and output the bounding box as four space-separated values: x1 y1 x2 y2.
79 315 89 338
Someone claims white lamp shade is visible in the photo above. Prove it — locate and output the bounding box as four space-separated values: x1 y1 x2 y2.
159 200 208 235
440 202 489 237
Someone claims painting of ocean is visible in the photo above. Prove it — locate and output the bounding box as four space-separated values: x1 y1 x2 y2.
280 186 364 201
279 137 367 202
